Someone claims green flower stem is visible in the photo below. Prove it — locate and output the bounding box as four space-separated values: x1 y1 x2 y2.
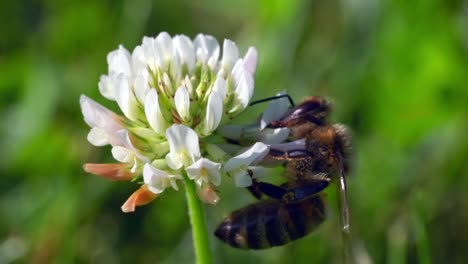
183 173 213 264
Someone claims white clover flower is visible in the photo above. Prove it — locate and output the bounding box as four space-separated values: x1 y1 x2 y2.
186 158 222 187
165 124 201 170
143 163 182 194
81 32 275 212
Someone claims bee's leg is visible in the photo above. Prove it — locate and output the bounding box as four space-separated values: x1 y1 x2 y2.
249 178 330 203
246 184 263 200
246 168 290 200
268 148 310 161
250 180 289 200
281 179 330 203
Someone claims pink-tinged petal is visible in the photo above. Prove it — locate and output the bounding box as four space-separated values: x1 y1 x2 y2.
83 163 136 181
121 185 158 213
243 47 258 75
197 185 220 205
80 95 122 129
80 95 125 146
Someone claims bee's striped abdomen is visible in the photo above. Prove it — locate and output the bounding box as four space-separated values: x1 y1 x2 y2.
215 195 326 249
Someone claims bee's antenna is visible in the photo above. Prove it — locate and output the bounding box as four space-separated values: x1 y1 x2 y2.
249 94 295 107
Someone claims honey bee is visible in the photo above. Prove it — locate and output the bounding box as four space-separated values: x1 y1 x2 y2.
215 95 352 249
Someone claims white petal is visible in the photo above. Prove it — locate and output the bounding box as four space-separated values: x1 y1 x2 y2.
223 142 269 172
112 146 133 163
98 75 115 100
243 47 258 75
229 72 254 113
87 127 109 147
203 91 223 135
217 124 245 140
131 45 147 73
194 34 220 68
133 70 150 104
165 152 183 170
231 59 243 83
174 35 195 72
207 54 220 70
212 76 227 100
169 179 179 191
166 124 200 156
143 164 182 194
234 170 252 187
115 129 150 163
80 95 113 128
107 45 133 76
207 169 222 186
144 89 167 135
165 124 201 166
87 127 109 146
221 39 239 72
174 86 191 121
184 75 194 96
143 163 170 194
156 32 174 69
170 51 182 81
114 74 140 121
163 73 174 94
256 128 290 144
186 158 222 186
260 91 290 129
139 37 158 72
185 160 204 180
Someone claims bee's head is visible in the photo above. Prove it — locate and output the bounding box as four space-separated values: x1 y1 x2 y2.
306 126 340 170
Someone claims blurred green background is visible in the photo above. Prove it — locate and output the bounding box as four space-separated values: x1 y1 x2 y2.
1 0 467 263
